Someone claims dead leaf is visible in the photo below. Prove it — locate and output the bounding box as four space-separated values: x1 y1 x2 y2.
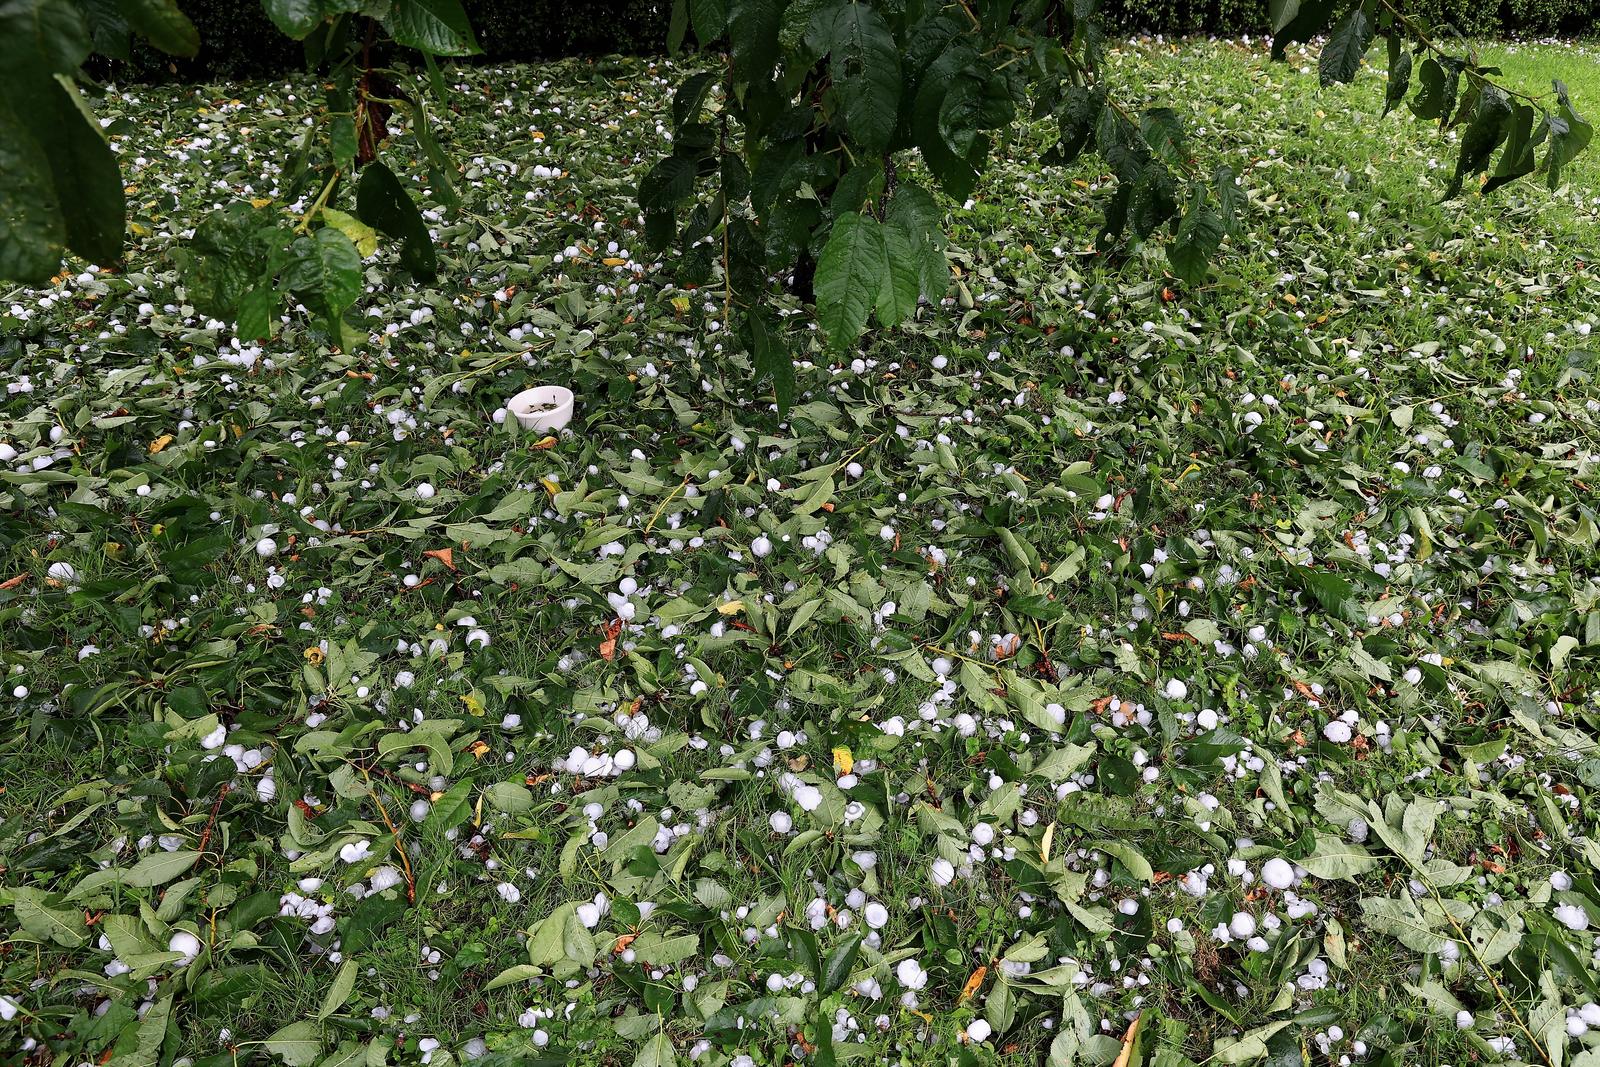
148 434 174 454
423 547 455 571
958 965 988 1004
599 618 623 662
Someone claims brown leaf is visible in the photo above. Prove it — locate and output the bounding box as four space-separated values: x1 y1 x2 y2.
599 618 623 662
958 965 988 1004
422 547 455 571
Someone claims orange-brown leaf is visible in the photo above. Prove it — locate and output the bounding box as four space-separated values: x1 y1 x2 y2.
599 618 623 662
958 965 988 1004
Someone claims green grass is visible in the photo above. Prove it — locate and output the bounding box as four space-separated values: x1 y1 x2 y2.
2 34 1600 1067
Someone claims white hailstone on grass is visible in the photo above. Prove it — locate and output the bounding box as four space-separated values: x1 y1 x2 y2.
1555 904 1590 931
0 995 18 1020
896 959 929 990
1322 720 1353 744
47 561 77 582
409 799 431 822
1455 1010 1474 1030
971 822 994 846
415 483 435 500
613 749 636 771
255 537 278 558
878 525 896 541
751 535 772 558
201 724 227 750
930 857 956 888
1163 678 1188 701
793 784 822 811
967 1019 993 1043
168 931 201 965
256 776 277 802
1229 912 1256 939
370 866 403 893
1552 870 1574 891
496 882 521 904
864 902 889 929
465 628 491 649
770 811 793 834
1261 858 1295 890
339 839 373 865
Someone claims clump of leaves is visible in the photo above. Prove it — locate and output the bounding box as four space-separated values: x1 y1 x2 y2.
639 0 1590 405
2 0 473 341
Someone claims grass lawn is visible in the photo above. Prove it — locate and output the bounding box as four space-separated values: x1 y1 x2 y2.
2 33 1600 1067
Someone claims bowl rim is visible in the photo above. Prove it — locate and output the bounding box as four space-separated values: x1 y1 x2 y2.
507 385 575 412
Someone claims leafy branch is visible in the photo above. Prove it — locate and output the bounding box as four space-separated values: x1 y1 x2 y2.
638 0 1590 414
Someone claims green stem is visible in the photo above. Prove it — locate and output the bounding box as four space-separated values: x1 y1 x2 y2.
297 170 342 234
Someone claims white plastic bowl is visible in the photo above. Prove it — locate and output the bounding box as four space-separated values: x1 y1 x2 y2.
506 385 575 432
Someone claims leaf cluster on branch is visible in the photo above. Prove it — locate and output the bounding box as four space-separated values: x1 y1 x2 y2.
639 0 1590 412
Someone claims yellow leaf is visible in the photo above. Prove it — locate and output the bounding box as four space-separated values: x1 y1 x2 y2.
717 600 744 616
148 434 174 454
602 257 626 266
540 477 561 496
250 197 274 209
321 208 379 258
461 693 486 717
1041 821 1055 864
128 222 150 237
832 747 853 776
